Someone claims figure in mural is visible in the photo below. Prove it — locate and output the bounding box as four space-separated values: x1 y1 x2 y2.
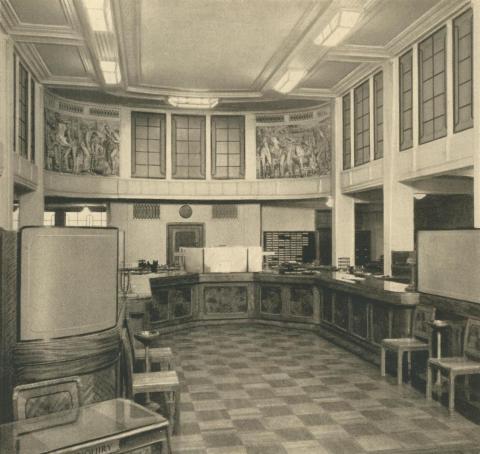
44 107 120 177
256 113 331 179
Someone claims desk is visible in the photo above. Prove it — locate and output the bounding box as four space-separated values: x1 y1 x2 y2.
0 398 170 454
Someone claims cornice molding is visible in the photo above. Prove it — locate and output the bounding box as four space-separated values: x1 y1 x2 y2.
0 0 19 31
43 76 100 88
387 0 471 56
128 84 264 99
14 42 51 81
292 88 336 99
331 62 379 95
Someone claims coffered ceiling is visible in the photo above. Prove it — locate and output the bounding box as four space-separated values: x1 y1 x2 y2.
0 0 465 111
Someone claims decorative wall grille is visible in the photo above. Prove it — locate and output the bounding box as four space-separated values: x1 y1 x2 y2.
289 111 314 122
212 204 238 219
89 107 120 118
255 114 284 123
133 203 161 220
58 101 84 114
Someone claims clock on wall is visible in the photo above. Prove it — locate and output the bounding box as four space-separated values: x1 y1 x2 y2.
179 205 193 219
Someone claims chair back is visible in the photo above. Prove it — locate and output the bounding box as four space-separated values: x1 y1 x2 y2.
464 318 480 361
12 377 81 420
412 305 436 341
124 317 138 363
120 328 135 399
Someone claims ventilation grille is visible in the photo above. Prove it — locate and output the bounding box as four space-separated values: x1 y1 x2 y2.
289 111 314 122
58 101 84 114
89 107 119 118
212 205 238 219
133 203 160 220
256 114 285 123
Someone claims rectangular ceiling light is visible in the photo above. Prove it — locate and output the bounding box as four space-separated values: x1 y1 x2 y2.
314 10 361 47
274 69 306 94
168 97 219 109
100 60 121 84
83 0 113 32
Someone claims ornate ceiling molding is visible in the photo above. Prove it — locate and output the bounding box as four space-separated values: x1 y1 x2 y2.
251 1 327 92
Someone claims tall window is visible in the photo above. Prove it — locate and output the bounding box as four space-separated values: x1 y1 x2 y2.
30 79 35 162
419 27 447 144
18 63 29 158
453 8 473 133
354 80 370 166
374 71 383 159
342 93 351 170
399 50 413 150
172 115 205 179
211 116 245 179
131 112 166 178
13 54 16 152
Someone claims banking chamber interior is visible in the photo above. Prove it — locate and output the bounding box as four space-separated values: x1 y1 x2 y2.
1 0 480 453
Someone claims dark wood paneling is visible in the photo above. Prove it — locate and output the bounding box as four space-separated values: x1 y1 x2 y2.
289 286 314 318
204 286 248 314
334 292 349 330
260 286 282 315
0 230 18 423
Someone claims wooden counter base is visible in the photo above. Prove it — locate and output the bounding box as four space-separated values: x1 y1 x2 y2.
127 272 420 362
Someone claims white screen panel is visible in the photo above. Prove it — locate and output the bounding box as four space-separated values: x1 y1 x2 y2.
417 230 480 303
20 227 118 340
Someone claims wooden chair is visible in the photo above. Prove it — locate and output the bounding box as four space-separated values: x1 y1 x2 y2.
12 376 82 420
381 305 436 385
427 317 480 414
121 329 180 440
126 318 175 371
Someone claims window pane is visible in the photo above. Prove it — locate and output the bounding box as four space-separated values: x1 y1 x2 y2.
228 142 240 156
216 142 228 154
136 126 148 139
216 128 228 141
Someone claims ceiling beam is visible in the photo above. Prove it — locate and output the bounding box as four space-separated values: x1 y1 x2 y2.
326 45 390 63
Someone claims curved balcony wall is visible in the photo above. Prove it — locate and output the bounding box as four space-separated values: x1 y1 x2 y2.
43 92 332 200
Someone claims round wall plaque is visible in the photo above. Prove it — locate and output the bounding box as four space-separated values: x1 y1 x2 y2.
179 205 192 219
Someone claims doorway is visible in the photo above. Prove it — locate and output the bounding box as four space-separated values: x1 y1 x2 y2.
167 223 205 266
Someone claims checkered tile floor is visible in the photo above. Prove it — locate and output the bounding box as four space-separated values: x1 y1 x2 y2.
154 324 480 454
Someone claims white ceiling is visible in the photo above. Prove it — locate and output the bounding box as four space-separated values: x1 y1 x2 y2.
0 0 463 111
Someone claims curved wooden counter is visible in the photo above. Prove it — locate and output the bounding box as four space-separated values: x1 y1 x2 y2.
134 271 419 362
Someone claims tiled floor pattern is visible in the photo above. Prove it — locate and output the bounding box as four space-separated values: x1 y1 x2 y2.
155 324 480 454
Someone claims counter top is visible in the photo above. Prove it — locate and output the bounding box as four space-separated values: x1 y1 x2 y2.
149 270 418 306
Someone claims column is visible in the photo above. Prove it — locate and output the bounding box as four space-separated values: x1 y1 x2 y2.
18 84 44 227
0 34 14 230
332 97 355 267
119 107 131 179
383 59 415 275
473 0 480 227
